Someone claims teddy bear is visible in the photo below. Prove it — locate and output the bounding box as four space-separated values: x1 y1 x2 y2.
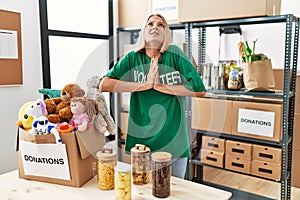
44 83 85 124
70 97 99 132
86 75 116 135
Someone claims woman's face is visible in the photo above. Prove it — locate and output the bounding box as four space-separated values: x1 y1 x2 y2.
144 15 165 48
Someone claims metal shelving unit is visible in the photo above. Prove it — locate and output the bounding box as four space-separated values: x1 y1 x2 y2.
186 14 300 200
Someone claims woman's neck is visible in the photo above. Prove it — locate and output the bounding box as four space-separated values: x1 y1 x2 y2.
145 48 161 58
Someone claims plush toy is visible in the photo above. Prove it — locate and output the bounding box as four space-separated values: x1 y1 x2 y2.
86 75 116 135
69 97 98 132
25 99 48 134
32 116 62 144
44 83 85 124
16 101 34 131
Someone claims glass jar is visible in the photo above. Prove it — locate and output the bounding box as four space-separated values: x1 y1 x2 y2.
96 148 117 190
227 67 243 90
151 152 172 198
130 144 150 185
115 162 131 200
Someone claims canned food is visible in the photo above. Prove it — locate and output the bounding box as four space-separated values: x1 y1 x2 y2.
131 144 150 185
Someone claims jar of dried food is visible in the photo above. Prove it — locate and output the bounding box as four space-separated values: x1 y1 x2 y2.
131 144 150 185
151 152 172 198
96 148 117 190
115 162 131 200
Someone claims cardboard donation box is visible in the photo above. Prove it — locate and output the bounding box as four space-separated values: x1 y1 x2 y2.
17 125 106 187
192 98 232 134
118 0 152 28
178 0 281 23
232 101 282 142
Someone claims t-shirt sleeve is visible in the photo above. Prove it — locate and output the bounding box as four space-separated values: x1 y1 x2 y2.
105 52 132 81
173 46 206 92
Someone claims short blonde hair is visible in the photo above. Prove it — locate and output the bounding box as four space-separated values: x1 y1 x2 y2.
135 13 172 53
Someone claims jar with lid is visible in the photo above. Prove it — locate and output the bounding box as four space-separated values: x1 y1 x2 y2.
130 144 150 185
96 148 117 190
151 152 172 198
115 162 131 200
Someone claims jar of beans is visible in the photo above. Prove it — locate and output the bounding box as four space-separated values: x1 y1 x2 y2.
115 162 131 200
151 152 172 198
96 148 117 190
130 144 150 185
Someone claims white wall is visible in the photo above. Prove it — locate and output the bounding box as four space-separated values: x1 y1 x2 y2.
0 0 43 174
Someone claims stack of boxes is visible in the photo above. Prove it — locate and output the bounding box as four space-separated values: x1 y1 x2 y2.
251 144 282 181
200 136 282 181
200 136 225 168
225 140 252 174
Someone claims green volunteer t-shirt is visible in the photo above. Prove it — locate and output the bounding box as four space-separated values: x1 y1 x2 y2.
105 45 206 158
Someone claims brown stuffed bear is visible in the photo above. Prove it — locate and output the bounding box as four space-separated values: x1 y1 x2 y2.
45 83 85 124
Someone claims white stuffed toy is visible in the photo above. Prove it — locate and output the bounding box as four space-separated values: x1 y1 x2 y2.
26 99 48 134
33 116 62 144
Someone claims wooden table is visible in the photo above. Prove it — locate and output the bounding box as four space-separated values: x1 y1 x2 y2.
0 170 232 200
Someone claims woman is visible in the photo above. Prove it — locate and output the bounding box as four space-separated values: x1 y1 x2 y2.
99 13 206 178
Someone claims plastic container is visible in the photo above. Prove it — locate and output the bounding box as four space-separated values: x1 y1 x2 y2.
96 148 117 190
151 152 172 198
115 162 131 200
130 144 150 185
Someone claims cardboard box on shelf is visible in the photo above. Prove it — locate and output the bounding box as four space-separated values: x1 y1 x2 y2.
273 69 300 113
118 0 152 28
121 144 131 164
120 112 128 140
251 159 281 181
200 149 224 168
293 113 300 151
178 0 281 23
17 125 106 187
252 144 282 164
226 140 252 159
192 98 232 134
292 150 300 188
232 101 282 142
202 136 225 153
120 92 131 109
118 0 180 28
225 155 251 174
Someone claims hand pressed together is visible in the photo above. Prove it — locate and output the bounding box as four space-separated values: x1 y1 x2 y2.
146 56 160 88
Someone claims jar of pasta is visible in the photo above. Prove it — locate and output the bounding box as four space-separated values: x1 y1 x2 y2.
115 162 131 200
151 152 172 198
131 144 150 185
96 148 117 190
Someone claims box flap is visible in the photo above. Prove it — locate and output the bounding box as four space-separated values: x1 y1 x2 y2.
75 125 106 159
18 127 56 144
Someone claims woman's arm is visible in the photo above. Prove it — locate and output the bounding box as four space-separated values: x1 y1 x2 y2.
153 83 206 98
99 76 152 93
100 56 159 93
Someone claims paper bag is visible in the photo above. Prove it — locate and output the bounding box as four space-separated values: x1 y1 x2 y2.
242 59 275 92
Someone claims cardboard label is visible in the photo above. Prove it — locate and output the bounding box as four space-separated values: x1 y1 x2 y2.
152 0 178 21
20 140 71 180
238 108 275 137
